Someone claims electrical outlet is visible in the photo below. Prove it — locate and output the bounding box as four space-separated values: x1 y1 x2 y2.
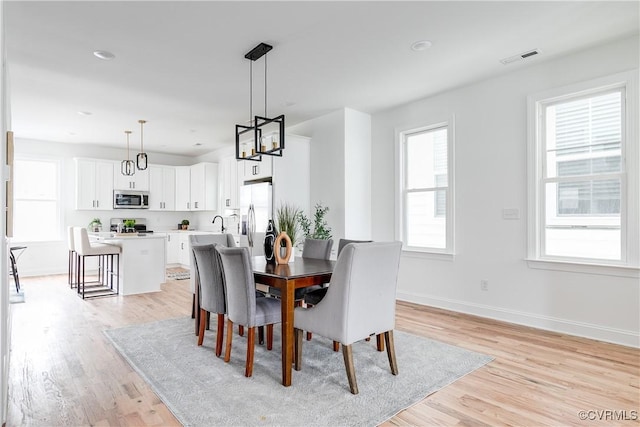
480 280 489 291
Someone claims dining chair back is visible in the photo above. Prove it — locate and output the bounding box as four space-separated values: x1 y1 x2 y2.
293 241 402 394
302 238 333 259
216 245 282 377
192 243 227 356
67 226 77 288
189 233 236 334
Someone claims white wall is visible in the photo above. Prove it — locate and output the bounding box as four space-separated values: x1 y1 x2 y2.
13 138 202 276
289 108 373 246
371 36 640 347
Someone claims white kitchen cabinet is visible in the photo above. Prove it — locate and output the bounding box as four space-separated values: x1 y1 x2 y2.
239 156 272 183
113 165 149 191
219 156 239 210
75 158 114 210
178 233 191 266
148 165 176 210
175 166 191 211
174 163 218 211
190 162 218 211
166 232 181 264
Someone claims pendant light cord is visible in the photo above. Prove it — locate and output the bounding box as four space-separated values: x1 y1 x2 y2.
249 60 253 125
264 53 267 117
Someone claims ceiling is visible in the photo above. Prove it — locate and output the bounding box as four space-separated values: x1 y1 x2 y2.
5 1 639 157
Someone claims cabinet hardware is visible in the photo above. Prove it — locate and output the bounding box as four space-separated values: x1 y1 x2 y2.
181 242 184 250
226 199 230 207
96 200 99 208
194 202 198 209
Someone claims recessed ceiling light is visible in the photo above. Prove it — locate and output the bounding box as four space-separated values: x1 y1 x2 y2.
77 111 92 116
194 142 203 146
93 50 115 60
67 132 76 136
411 40 432 52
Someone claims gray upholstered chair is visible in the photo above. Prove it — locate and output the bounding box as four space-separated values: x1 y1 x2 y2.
189 233 236 335
268 238 333 302
216 246 282 377
303 238 371 306
192 243 227 357
293 241 402 394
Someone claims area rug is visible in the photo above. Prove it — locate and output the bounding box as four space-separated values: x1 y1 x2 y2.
104 317 492 427
166 271 190 280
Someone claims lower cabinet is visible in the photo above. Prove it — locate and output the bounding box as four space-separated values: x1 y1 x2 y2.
166 232 181 265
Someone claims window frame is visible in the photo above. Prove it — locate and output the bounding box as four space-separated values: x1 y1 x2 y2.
527 70 639 273
396 117 455 256
12 155 63 243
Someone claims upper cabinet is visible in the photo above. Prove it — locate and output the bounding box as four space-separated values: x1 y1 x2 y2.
219 156 239 210
148 165 176 210
113 165 149 191
239 156 272 182
190 162 218 211
75 158 114 210
175 163 218 211
175 166 191 211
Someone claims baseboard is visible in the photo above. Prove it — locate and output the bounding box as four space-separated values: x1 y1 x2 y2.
396 291 639 348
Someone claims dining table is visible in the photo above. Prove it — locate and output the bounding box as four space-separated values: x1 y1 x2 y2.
252 255 335 387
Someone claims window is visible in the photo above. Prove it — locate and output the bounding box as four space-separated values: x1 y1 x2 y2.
528 71 639 268
13 158 61 242
398 122 454 253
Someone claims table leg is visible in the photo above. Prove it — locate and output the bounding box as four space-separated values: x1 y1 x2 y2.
280 279 294 386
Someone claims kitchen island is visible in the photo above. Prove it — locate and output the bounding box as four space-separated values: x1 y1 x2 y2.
91 233 166 295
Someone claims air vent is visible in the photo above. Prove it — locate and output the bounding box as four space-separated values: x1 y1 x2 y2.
500 49 540 65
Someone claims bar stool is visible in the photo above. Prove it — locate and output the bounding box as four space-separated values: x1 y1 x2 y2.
9 245 27 293
73 227 120 299
67 226 77 288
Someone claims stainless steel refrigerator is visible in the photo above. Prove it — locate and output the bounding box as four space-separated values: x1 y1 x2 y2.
239 181 273 256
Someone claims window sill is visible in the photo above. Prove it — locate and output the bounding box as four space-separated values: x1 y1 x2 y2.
526 258 639 278
401 249 454 262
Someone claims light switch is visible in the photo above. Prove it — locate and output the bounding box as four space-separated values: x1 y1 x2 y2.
502 208 520 220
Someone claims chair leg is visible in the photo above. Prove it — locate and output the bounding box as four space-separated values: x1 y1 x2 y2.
333 341 339 352
245 326 255 377
197 309 207 346
376 334 385 352
224 319 233 363
306 331 312 341
258 326 264 345
294 328 303 371
238 325 244 336
342 344 359 394
266 324 273 350
215 313 224 357
191 294 196 319
385 330 398 375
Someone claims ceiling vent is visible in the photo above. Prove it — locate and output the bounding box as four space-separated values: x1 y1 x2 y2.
500 49 540 65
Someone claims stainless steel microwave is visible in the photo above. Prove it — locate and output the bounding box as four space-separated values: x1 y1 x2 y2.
113 190 149 209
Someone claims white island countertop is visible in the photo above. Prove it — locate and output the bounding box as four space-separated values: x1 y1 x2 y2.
90 233 166 295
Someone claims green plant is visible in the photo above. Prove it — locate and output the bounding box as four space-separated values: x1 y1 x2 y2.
298 203 332 240
181 219 190 226
123 219 136 228
89 218 102 227
276 203 301 247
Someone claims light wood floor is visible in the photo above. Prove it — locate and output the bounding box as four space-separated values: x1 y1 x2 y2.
7 273 639 426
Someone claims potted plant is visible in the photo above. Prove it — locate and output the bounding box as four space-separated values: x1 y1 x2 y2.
276 203 301 252
123 219 136 232
298 203 332 240
88 218 102 232
181 219 190 230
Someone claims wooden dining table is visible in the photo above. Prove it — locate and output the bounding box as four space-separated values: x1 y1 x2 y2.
252 256 335 387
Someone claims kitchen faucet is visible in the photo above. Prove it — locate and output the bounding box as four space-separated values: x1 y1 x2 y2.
212 215 225 233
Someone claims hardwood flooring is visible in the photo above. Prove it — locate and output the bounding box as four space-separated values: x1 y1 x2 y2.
7 274 639 426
